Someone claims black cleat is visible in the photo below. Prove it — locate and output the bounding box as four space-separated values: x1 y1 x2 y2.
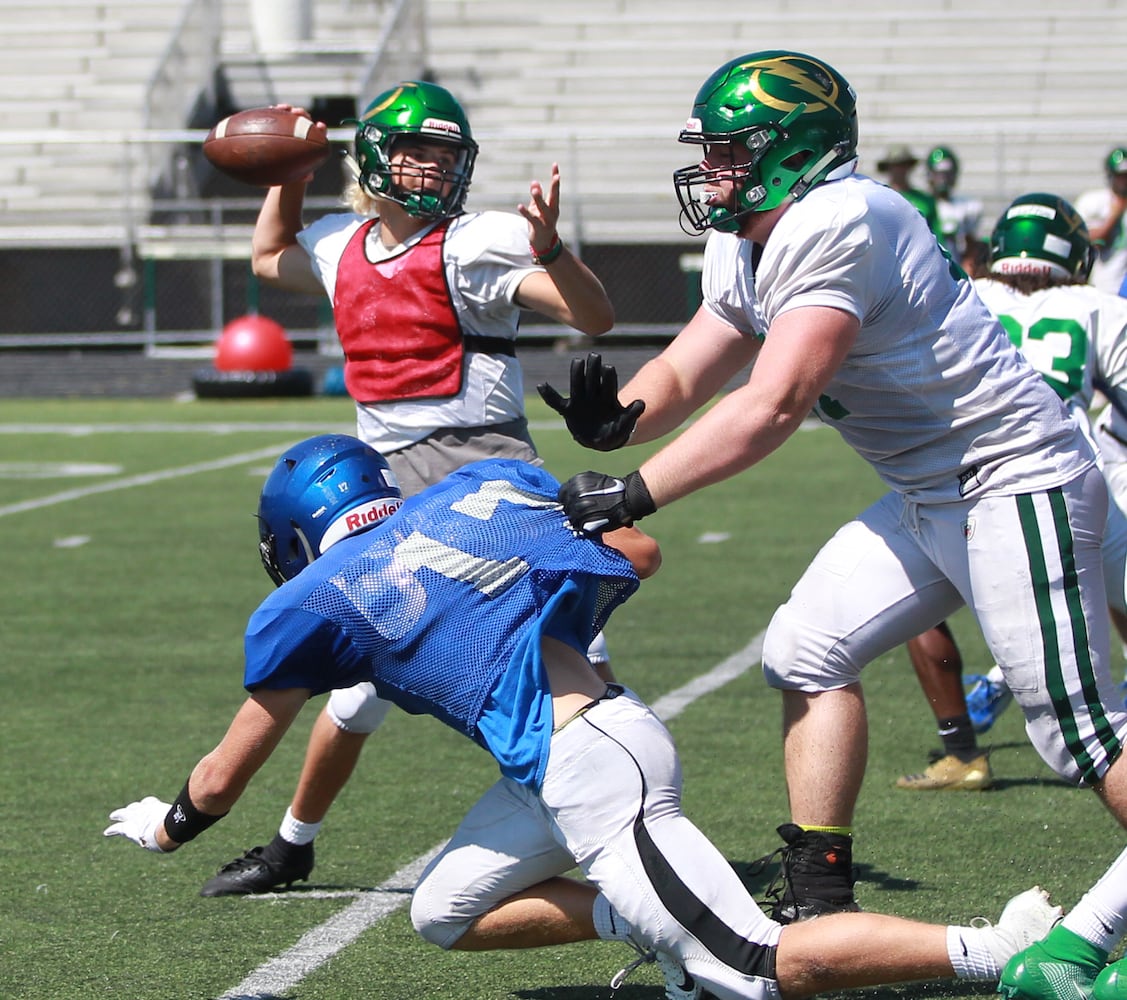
760 823 860 923
200 836 314 897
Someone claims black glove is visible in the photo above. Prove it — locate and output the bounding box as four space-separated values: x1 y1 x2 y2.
558 470 656 535
537 353 646 451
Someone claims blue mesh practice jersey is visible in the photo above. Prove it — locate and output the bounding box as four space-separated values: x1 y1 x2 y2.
242 459 639 788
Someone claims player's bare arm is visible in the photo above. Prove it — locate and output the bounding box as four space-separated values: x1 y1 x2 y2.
536 308 756 454
622 304 761 444
639 304 859 508
1088 193 1127 246
251 182 323 294
106 686 311 853
602 525 661 579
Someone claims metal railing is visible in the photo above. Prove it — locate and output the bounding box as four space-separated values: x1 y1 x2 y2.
357 0 428 106
142 0 223 192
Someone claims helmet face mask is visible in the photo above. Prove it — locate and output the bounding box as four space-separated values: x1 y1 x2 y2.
988 192 1094 283
674 51 858 234
354 81 478 219
257 434 403 586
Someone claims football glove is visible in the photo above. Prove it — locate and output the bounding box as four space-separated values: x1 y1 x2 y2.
104 796 171 853
537 352 645 451
558 470 656 535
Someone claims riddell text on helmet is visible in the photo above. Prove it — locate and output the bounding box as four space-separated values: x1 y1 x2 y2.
347 499 403 532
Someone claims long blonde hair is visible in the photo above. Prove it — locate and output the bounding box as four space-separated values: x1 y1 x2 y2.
344 179 379 217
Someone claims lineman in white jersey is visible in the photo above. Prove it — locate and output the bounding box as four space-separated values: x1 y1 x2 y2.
202 81 616 897
540 51 1127 931
898 193 1127 793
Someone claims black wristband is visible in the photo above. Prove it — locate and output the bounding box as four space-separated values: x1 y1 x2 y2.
624 471 657 520
163 780 228 844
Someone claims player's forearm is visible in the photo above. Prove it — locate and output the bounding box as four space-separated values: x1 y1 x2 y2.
639 388 802 508
543 252 615 336
252 183 307 278
619 355 702 445
1088 202 1126 245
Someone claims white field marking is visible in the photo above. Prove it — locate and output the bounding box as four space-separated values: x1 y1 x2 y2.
0 422 352 436
218 844 446 1000
0 416 824 436
0 461 123 478
0 444 292 519
53 535 90 548
649 632 764 722
224 633 766 998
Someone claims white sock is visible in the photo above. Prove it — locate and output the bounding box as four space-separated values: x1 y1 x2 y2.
593 893 634 942
278 806 322 846
946 924 1004 980
986 664 1005 685
1060 846 1127 953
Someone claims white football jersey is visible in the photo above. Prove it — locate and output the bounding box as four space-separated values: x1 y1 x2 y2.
703 174 1093 503
973 278 1127 417
298 210 540 451
1076 186 1127 295
936 193 982 260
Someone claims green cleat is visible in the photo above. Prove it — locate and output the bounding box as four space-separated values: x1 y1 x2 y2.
998 927 1107 1000
1094 959 1127 1000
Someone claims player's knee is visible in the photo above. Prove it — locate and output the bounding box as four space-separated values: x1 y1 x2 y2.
326 682 392 734
762 605 861 689
410 880 473 950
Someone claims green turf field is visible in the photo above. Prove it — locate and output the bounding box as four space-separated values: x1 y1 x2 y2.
1 395 1122 1000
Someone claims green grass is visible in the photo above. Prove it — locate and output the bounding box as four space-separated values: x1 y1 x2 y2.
0 395 1121 999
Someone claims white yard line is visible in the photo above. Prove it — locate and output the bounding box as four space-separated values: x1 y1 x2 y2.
0 422 352 435
0 444 294 518
217 846 447 1000
220 633 766 1000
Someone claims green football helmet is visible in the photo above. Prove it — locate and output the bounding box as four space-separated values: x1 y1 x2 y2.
1106 147 1127 176
988 193 1094 281
674 50 858 233
926 145 959 195
354 81 478 218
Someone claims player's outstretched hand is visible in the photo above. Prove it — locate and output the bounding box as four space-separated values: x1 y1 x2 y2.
537 353 645 451
104 796 170 853
558 470 656 535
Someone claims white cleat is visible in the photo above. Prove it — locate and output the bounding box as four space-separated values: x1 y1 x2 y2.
982 887 1064 969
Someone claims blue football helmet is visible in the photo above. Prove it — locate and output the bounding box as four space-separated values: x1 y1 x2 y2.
257 434 403 586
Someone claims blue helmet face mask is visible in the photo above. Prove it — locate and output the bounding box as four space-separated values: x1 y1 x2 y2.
257 434 403 587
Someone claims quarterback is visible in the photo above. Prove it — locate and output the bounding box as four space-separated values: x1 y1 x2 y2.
203 81 617 898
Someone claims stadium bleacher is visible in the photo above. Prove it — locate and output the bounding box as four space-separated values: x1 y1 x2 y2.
0 0 1125 360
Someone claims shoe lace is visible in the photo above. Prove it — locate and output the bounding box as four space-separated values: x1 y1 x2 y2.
215 845 268 874
610 936 657 992
746 840 792 916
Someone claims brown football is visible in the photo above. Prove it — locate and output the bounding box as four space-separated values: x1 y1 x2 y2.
203 108 331 187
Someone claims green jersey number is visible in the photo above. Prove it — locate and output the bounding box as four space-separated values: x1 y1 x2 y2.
997 313 1087 401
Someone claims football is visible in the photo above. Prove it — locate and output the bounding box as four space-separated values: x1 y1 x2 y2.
203 107 331 187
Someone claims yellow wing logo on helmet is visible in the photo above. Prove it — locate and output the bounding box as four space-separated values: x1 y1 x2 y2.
362 84 414 121
1056 200 1086 237
740 55 846 117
